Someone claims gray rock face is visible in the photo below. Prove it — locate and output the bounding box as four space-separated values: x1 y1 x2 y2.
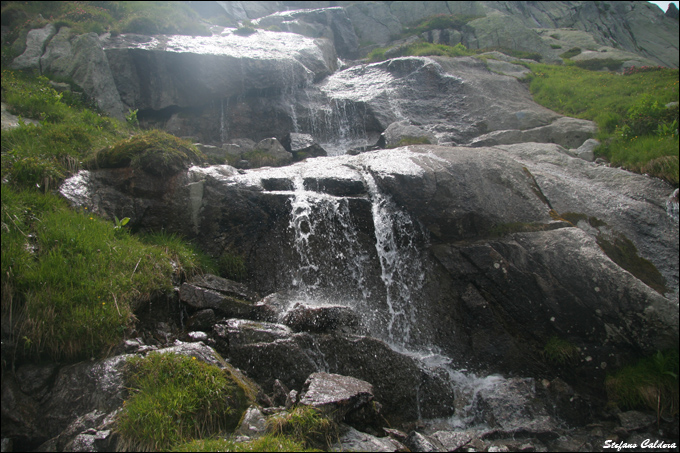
60 143 678 387
11 23 56 71
299 372 375 422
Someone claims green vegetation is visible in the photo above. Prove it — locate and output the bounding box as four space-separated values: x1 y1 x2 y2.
367 42 473 62
0 1 210 48
116 352 251 452
526 63 679 184
606 350 679 425
218 250 248 282
543 336 580 365
267 406 338 451
171 435 314 452
2 69 129 191
1 186 212 362
1 68 212 364
388 136 433 148
88 129 205 176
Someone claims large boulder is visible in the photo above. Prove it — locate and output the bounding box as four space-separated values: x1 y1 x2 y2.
60 144 679 385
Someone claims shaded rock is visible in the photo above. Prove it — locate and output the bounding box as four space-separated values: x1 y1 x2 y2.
570 138 600 162
272 379 291 407
431 431 475 451
344 2 401 46
617 410 656 432
299 372 375 423
282 303 364 334
251 137 293 167
226 331 456 423
180 283 254 318
235 406 267 438
281 132 328 161
470 117 598 148
333 425 408 452
186 308 217 331
190 273 258 302
404 431 444 452
485 58 532 79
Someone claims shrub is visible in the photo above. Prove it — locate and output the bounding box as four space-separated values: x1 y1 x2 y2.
606 350 679 424
117 352 251 452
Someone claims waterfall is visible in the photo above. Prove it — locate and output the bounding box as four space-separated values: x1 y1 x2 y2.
285 174 373 304
362 170 428 347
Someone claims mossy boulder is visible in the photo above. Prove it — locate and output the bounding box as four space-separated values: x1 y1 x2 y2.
89 129 205 176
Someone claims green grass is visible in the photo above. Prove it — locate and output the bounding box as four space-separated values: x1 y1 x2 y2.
267 406 338 451
2 69 129 190
171 435 318 452
367 42 473 62
116 352 251 452
526 63 679 184
88 129 205 176
606 350 679 424
1 68 216 364
1 186 215 362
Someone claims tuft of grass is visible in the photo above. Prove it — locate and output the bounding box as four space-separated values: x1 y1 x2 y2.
527 63 679 183
543 336 580 365
116 352 251 452
266 406 338 451
139 231 217 281
606 350 679 425
218 250 248 282
388 136 432 148
88 129 205 176
367 42 473 62
560 47 582 59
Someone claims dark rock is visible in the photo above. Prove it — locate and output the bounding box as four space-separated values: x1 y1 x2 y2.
334 425 408 452
272 379 290 407
617 411 656 432
404 431 444 452
186 308 217 331
281 132 328 161
180 283 254 318
282 303 364 334
190 274 258 302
